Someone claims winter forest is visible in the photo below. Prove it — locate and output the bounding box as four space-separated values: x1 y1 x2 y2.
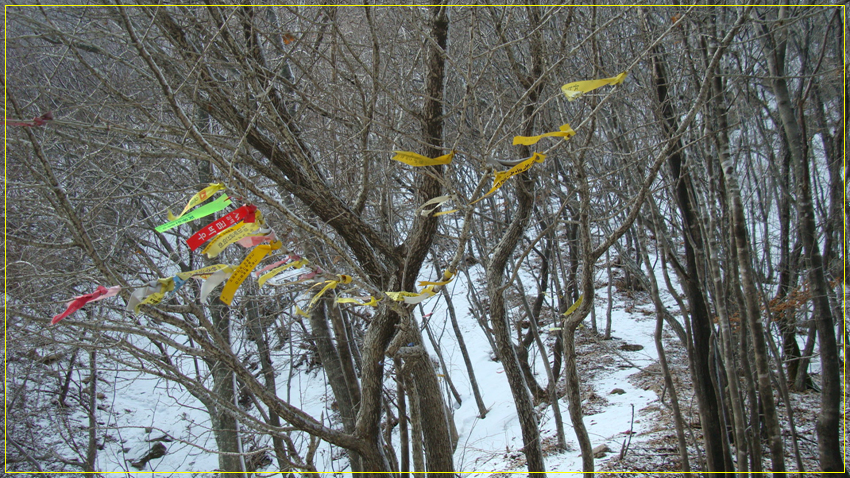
3 4 847 477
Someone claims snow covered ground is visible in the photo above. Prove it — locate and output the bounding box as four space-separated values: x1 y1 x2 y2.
27 258 843 476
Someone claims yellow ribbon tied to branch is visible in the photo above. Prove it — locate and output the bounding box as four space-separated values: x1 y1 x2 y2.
513 124 576 146
309 275 353 309
219 241 283 306
418 270 455 287
562 295 583 317
167 183 226 221
392 150 454 167
176 264 229 280
561 72 627 102
258 258 309 288
386 285 437 305
201 211 264 259
127 278 175 314
471 153 546 205
335 296 379 307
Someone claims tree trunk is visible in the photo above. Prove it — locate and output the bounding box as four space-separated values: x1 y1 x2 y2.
84 347 98 473
721 142 787 474
246 297 290 473
485 172 546 476
209 301 246 477
636 224 690 472
308 300 362 471
649 42 729 475
763 16 843 471
395 357 410 477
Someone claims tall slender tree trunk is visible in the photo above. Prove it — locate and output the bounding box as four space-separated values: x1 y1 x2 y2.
763 16 843 472
84 347 98 473
649 41 729 475
485 173 546 474
636 223 691 472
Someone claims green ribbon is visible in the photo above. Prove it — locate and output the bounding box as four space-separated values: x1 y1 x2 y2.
155 194 231 232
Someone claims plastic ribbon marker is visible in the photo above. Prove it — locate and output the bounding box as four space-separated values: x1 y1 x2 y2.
308 274 353 309
155 194 232 233
417 195 458 217
386 286 437 305
187 204 257 250
392 150 454 167
237 229 276 248
201 211 263 259
561 72 627 101
258 258 308 288
5 111 53 127
200 266 235 303
168 183 226 221
562 295 583 317
471 153 546 205
418 270 455 287
513 124 576 146
175 264 229 280
219 240 283 305
256 256 296 276
335 296 379 307
127 278 175 314
51 285 121 325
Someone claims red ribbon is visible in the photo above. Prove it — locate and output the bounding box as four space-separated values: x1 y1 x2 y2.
51 285 120 325
187 205 257 250
5 111 53 127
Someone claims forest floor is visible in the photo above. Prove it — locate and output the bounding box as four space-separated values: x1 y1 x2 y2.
459 269 844 476
17 263 846 476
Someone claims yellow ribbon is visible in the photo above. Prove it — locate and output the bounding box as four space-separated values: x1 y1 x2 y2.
561 72 627 101
335 296 379 307
128 278 175 314
176 264 229 280
295 306 310 318
386 286 437 305
141 278 175 306
258 258 309 288
513 124 576 146
201 212 264 259
219 241 282 305
418 271 455 287
392 150 454 167
167 183 226 221
308 275 353 309
471 153 546 205
562 295 583 316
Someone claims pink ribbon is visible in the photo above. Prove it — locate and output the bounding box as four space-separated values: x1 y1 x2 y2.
51 285 121 325
5 111 53 127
